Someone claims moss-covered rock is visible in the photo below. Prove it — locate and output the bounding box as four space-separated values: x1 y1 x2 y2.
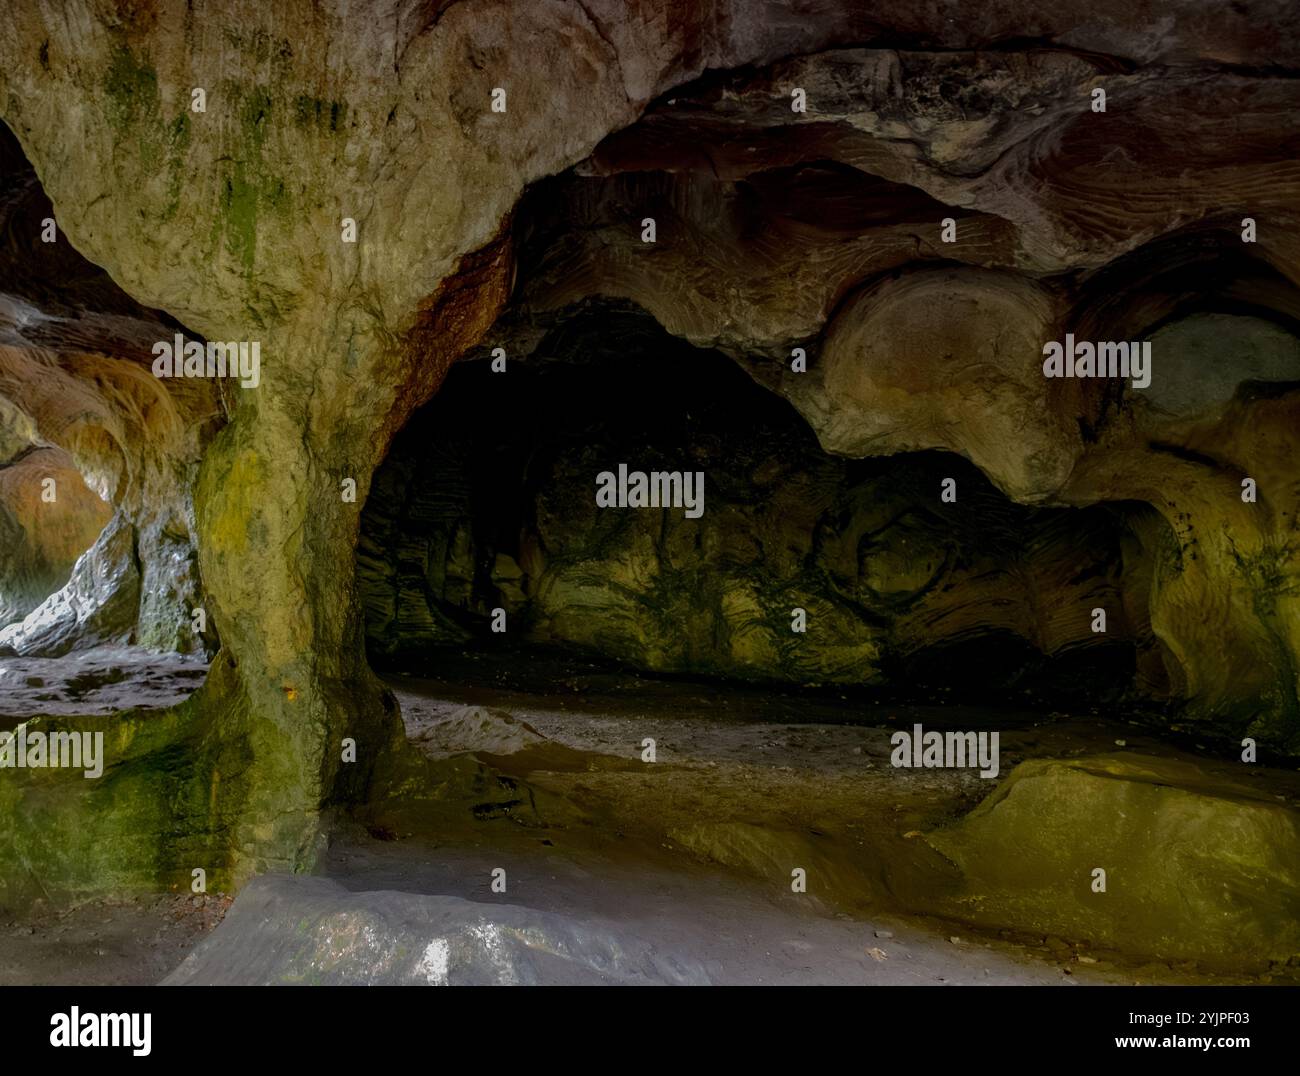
920 753 1300 968
1 0 1299 908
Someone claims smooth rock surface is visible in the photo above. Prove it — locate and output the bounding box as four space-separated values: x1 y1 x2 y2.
163 875 710 985
922 753 1300 968
0 444 111 628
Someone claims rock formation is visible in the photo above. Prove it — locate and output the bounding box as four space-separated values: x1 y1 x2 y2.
360 312 1157 703
0 0 1297 925
0 121 215 657
0 442 111 631
922 753 1300 968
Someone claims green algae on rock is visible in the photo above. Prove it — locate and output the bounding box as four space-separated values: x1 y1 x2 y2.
920 753 1300 969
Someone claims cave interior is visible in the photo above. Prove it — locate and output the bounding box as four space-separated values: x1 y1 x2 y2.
1 0 1300 986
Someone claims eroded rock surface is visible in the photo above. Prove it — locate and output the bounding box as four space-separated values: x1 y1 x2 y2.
0 443 111 629
0 0 1296 912
362 320 1158 703
0 512 140 655
0 122 215 657
481 37 1300 747
921 753 1300 968
0 645 208 722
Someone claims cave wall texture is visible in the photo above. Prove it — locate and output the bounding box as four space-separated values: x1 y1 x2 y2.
0 121 215 656
0 0 1298 903
0 441 112 631
359 313 1159 705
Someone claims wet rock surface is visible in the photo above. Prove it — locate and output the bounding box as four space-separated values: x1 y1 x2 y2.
0 645 208 723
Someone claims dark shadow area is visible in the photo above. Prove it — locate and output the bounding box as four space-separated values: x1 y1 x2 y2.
359 305 1162 712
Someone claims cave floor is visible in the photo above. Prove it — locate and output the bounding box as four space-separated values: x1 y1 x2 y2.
326 812 1273 986
384 649 1300 846
348 650 1299 986
0 894 230 986
0 645 209 726
325 822 1128 985
2 647 1297 984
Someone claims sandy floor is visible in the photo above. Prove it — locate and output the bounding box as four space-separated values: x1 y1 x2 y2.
1 647 1295 984
366 653 1298 986
0 645 208 725
0 894 230 986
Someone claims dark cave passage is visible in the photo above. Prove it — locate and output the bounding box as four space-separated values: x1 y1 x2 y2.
359 305 1171 715
349 311 1299 980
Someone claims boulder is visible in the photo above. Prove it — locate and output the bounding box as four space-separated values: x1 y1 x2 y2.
922 753 1300 967
163 875 710 986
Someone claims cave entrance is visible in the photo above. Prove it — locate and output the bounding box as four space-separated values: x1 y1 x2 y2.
0 119 212 723
0 446 206 724
360 304 1160 717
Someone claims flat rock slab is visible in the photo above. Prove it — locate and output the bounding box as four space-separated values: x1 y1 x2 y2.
0 646 208 724
162 876 710 986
